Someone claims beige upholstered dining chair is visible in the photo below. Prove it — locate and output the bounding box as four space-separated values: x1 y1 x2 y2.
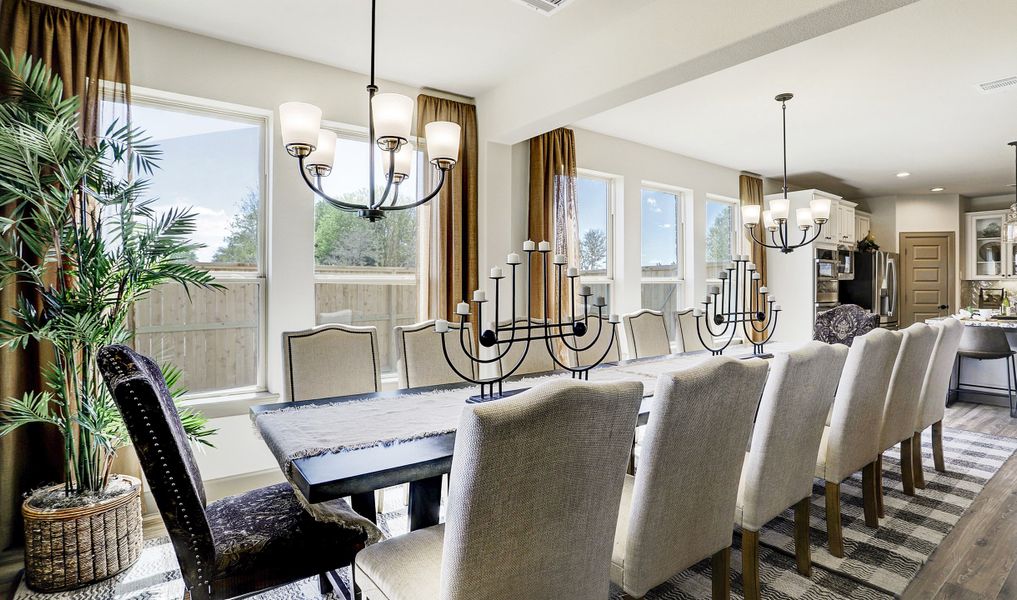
568 315 622 367
912 318 964 487
814 327 902 557
736 341 848 600
282 323 380 401
354 379 644 600
876 322 938 506
621 309 671 359
613 356 769 599
394 320 476 389
496 317 560 376
674 308 707 353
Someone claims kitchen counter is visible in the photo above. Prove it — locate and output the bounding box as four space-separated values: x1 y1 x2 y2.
926 317 1017 329
926 317 1017 412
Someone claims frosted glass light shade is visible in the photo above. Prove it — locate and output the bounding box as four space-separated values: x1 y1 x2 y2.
769 198 790 221
383 142 415 177
810 197 831 222
305 130 337 169
762 210 777 230
796 208 813 230
279 102 322 150
741 204 761 226
372 93 413 142
425 121 461 163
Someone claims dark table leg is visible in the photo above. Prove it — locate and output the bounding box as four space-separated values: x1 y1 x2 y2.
408 475 443 531
351 491 377 523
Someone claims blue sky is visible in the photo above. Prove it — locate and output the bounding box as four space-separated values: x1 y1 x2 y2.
640 188 679 267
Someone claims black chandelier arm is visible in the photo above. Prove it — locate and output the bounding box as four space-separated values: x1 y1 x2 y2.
388 181 400 206
745 225 791 250
370 154 398 209
379 168 448 212
295 157 368 212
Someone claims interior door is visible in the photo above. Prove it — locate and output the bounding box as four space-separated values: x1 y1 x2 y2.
900 232 955 326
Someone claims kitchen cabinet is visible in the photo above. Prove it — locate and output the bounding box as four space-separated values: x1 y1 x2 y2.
965 209 1016 279
836 202 857 246
855 210 872 243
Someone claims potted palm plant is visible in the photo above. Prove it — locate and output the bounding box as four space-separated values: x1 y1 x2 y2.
0 51 218 591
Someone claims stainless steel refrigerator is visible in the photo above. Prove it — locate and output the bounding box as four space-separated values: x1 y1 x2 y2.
838 251 899 330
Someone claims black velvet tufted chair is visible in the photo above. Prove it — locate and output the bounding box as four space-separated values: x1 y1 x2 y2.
97 344 365 600
813 304 881 347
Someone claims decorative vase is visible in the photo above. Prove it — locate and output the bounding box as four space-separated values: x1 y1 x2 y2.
21 475 143 592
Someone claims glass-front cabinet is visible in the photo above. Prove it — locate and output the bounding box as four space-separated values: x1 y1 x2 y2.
966 210 1015 279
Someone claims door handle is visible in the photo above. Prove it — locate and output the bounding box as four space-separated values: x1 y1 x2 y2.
938 304 948 310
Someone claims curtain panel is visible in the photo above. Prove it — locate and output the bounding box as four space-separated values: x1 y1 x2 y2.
0 0 131 551
528 128 578 319
416 94 478 322
739 173 768 343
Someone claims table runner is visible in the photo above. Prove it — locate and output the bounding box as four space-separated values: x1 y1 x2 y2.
252 342 797 537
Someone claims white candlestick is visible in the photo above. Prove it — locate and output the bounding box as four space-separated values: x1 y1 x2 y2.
490 266 503 278
566 266 578 277
523 240 535 251
553 254 567 265
746 262 756 271
595 296 605 307
473 290 486 302
704 296 711 304
580 285 591 295
742 254 751 261
456 302 470 315
773 303 782 311
752 272 761 280
538 241 551 252
708 285 720 295
693 309 702 317
506 253 521 265
718 272 728 280
759 286 768 293
434 319 449 333
609 314 620 324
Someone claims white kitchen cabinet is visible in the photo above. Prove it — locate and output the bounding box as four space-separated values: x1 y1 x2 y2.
835 201 856 246
855 210 872 243
965 209 1015 279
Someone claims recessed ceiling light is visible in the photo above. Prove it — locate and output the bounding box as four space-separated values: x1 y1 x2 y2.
930 187 945 192
896 172 911 178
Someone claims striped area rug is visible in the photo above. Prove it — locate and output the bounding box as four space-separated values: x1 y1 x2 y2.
14 427 1015 600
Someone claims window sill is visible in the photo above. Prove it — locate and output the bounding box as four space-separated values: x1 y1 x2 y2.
180 390 281 419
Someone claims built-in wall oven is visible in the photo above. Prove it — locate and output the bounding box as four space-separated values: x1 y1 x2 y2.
815 248 840 316
837 247 855 280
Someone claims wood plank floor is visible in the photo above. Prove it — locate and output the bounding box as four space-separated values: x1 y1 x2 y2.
903 401 1017 600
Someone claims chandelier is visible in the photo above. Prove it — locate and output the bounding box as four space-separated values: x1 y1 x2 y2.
1003 141 1017 246
741 93 831 254
277 0 461 222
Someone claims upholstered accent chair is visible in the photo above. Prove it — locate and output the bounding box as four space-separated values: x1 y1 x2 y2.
912 318 964 488
735 342 848 600
621 309 671 359
613 356 769 599
354 379 643 600
814 327 902 557
813 304 880 346
496 317 561 376
674 308 707 353
567 315 621 367
97 345 366 600
282 323 380 401
394 320 476 389
877 322 938 504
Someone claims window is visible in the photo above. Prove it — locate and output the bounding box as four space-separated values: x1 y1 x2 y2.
576 172 614 313
114 95 268 396
640 186 684 339
705 195 740 281
314 130 424 374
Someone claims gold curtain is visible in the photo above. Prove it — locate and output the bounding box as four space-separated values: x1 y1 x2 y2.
528 128 578 319
417 94 478 321
740 173 768 343
0 0 131 551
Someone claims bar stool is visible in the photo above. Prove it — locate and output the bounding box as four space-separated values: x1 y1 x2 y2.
954 326 1017 417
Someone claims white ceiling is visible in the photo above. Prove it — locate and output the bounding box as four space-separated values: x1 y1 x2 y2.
575 0 1017 199
80 0 646 97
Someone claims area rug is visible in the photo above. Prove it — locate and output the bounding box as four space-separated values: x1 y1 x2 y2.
13 427 1015 600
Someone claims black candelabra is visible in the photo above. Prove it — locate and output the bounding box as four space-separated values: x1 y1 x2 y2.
694 256 781 356
435 241 620 402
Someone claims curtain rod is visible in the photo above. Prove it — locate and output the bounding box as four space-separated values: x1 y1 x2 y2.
420 86 475 103
740 171 763 179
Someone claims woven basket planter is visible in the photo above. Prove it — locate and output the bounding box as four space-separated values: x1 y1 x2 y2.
22 475 143 592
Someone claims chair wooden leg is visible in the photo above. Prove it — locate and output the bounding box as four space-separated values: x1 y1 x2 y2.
712 546 731 600
876 454 885 518
824 482 844 558
861 461 880 527
912 432 926 489
741 530 761 600
932 420 946 472
793 497 812 576
900 437 916 496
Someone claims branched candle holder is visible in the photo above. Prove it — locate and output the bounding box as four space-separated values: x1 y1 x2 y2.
435 240 620 403
694 255 781 356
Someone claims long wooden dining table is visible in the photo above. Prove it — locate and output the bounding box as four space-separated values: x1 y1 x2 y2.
250 343 794 534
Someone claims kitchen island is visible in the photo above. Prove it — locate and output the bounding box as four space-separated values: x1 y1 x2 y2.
927 317 1017 412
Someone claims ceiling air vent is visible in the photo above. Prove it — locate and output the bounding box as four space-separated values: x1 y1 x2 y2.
976 76 1017 94
513 0 572 16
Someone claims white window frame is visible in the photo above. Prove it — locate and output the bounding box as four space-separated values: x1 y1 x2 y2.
576 169 617 307
704 193 742 284
125 86 271 398
639 181 688 288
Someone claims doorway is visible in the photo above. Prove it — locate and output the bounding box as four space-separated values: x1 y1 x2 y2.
899 231 955 327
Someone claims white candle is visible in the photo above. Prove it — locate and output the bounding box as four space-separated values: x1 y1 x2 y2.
704 296 712 304
595 296 605 307
746 262 756 271
434 319 449 333
490 266 503 278
773 303 782 311
553 254 567 265
538 240 551 252
752 272 762 281
767 294 775 302
708 285 720 295
456 302 470 315
473 290 486 302
742 254 751 261
580 285 591 295
759 286 768 294
726 262 735 270
693 309 702 317
718 272 728 280
506 253 521 265
566 266 578 277
523 240 535 251
609 314 620 324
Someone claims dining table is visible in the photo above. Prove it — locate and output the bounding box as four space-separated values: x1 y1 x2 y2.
250 342 797 534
